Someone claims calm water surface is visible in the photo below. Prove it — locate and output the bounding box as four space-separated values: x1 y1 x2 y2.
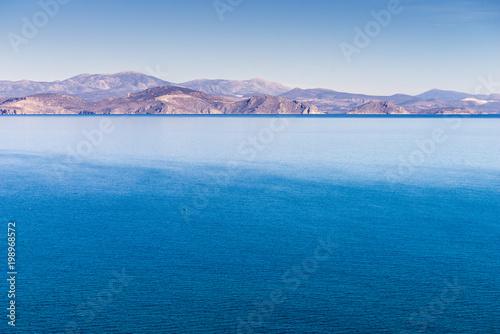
0 116 499 333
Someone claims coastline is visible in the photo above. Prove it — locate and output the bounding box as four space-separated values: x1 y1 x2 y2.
1 114 499 118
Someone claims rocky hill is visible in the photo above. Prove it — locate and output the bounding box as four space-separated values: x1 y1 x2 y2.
219 95 321 114
347 101 410 114
93 86 233 114
0 94 91 115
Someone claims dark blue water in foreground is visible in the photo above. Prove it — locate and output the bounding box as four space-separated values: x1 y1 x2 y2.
0 117 499 333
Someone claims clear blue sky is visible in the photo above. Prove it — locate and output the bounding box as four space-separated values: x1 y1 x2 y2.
0 0 499 95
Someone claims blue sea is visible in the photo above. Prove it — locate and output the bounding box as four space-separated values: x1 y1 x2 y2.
0 116 499 333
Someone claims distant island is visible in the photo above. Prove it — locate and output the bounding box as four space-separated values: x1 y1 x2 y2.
0 72 498 115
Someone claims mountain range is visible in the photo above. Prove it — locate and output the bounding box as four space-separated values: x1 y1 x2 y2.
0 72 498 115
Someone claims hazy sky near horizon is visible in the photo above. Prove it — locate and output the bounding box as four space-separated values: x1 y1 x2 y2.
0 0 499 95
